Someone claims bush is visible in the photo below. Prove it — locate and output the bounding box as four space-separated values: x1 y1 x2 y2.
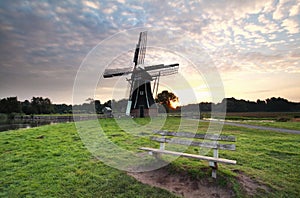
0 113 8 123
276 117 291 122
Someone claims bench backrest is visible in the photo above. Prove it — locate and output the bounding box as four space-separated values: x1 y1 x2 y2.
151 130 236 151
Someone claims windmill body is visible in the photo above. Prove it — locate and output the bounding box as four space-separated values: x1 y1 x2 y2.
129 69 156 117
103 32 179 117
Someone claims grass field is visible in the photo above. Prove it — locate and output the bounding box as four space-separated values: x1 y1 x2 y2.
234 120 300 131
219 112 300 119
200 111 300 121
222 112 300 130
0 120 177 197
1 117 299 197
203 111 300 130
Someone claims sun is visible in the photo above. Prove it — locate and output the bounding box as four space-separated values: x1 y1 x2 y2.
169 98 180 109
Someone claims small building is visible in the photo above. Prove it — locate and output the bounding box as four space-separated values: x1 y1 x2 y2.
103 107 112 117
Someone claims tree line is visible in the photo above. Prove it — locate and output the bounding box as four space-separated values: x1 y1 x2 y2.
0 97 112 115
153 91 300 112
196 97 300 112
0 95 300 115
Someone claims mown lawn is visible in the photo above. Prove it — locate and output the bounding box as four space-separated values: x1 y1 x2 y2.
1 117 299 197
221 124 300 197
234 120 300 131
0 121 177 197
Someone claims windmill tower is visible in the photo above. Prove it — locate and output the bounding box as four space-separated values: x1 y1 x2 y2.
103 31 179 117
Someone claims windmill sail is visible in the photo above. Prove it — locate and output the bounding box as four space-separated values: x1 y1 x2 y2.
103 67 133 78
133 31 147 67
145 63 179 77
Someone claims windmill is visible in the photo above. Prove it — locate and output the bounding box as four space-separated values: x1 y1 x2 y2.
103 31 179 117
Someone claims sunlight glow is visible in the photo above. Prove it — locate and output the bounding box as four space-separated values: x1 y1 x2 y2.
169 98 180 109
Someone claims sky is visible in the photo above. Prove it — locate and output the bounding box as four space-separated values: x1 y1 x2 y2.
0 0 299 105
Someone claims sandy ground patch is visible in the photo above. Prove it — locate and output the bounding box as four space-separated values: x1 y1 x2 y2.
128 167 234 198
128 167 270 197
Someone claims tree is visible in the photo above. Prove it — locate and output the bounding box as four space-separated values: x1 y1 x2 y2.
21 100 34 114
256 99 266 111
266 97 291 112
0 97 21 114
94 100 102 114
111 99 128 113
155 90 179 113
31 97 54 114
225 97 248 112
54 104 72 114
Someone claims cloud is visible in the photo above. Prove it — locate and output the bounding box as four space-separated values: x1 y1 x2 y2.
289 3 300 16
83 0 100 9
282 18 299 34
0 0 299 103
273 0 286 20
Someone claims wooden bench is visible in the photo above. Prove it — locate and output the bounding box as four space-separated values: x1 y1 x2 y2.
140 130 237 178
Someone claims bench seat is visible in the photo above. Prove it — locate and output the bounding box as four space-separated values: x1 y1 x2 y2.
140 147 237 164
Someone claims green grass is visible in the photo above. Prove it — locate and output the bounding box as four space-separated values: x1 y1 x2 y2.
34 113 95 117
1 117 300 197
234 121 300 131
204 112 300 120
223 116 276 121
224 112 300 119
0 121 177 197
221 124 300 197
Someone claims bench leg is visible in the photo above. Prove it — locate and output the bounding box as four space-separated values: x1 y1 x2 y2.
153 142 165 159
210 148 219 178
211 162 218 178
153 152 161 159
212 169 217 178
148 142 165 159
